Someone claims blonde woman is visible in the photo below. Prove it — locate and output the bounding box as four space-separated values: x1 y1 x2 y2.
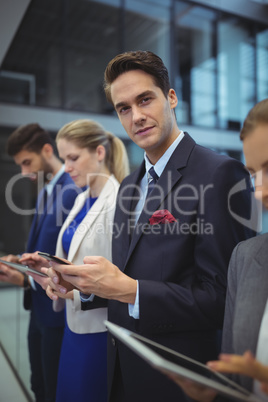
55 119 129 402
23 119 129 402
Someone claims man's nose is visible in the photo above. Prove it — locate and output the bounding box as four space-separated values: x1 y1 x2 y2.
21 166 29 175
132 106 146 124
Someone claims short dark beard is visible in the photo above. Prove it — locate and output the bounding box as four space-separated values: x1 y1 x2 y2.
40 155 54 183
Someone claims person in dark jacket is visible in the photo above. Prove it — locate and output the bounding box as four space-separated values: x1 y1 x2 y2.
0 123 78 402
45 51 257 402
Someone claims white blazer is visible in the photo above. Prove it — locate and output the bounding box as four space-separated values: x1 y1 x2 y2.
54 174 119 334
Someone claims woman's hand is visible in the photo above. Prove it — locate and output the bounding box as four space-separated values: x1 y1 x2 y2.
207 351 268 383
208 350 268 396
46 264 75 301
19 251 52 290
20 251 51 270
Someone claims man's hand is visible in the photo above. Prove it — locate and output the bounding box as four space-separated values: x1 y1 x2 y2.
49 256 137 303
0 254 24 287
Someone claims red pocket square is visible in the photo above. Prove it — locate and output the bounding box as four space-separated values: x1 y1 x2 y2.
149 209 177 225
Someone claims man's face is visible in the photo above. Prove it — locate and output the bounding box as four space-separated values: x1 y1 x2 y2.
111 69 179 164
13 148 53 182
243 124 268 209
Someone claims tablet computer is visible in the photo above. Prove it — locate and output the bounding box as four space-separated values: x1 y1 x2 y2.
38 252 71 265
0 258 48 277
105 321 261 402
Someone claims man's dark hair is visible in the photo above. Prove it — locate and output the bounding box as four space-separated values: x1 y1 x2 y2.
6 123 55 156
104 50 171 104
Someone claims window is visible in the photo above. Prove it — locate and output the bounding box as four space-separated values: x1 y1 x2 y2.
174 3 217 127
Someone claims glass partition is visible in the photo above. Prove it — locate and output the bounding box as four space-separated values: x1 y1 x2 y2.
63 0 121 113
1 0 267 123
125 0 171 66
256 28 268 101
0 284 33 400
217 17 256 128
174 0 268 129
174 3 218 127
0 0 121 113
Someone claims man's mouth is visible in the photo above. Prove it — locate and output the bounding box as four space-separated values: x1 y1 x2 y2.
26 173 37 181
135 126 154 136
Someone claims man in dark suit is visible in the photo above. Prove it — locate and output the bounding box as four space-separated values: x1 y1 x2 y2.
0 123 78 402
47 51 256 402
167 99 268 401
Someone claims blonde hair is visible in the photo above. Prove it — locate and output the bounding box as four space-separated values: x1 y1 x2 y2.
240 98 268 140
56 119 129 183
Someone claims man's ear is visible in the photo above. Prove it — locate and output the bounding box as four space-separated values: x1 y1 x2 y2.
96 145 106 162
41 143 54 158
168 89 178 110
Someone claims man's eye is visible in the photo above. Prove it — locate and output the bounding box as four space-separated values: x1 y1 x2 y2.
141 97 151 105
119 106 130 114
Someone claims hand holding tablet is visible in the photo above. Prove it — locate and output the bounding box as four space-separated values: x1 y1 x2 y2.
37 252 72 265
105 321 262 402
0 258 48 277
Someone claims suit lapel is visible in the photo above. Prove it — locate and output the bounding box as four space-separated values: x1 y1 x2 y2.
58 189 89 260
123 132 196 269
112 164 145 268
27 172 69 252
125 163 146 218
254 237 268 269
68 176 118 262
67 192 104 262
241 238 268 356
27 188 49 250
36 191 51 233
27 214 38 252
251 239 268 327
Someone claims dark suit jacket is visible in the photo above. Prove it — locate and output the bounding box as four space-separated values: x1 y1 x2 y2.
26 171 78 327
108 133 256 402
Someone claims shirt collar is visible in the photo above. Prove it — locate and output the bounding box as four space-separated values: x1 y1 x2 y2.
45 165 65 196
144 131 185 178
